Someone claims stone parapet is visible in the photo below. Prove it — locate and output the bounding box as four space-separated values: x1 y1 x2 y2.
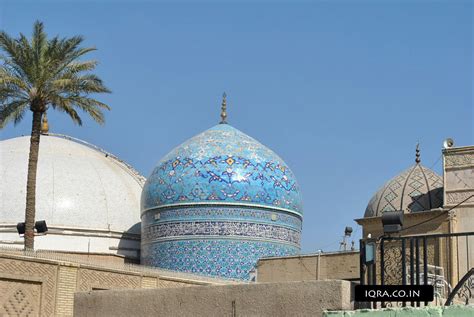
74 280 352 317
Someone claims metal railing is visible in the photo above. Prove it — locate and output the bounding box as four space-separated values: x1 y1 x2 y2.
360 231 474 307
47 133 146 186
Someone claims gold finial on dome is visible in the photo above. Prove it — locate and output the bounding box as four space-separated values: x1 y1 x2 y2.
415 143 421 164
41 112 49 134
220 92 227 124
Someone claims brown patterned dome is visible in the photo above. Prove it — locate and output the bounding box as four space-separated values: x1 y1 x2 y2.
364 163 444 218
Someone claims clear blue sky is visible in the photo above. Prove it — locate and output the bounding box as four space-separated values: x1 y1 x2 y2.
1 1 472 253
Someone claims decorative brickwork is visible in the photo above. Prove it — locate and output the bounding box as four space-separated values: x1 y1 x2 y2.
0 279 41 316
0 251 228 317
444 153 474 168
445 191 474 205
0 258 57 316
78 268 141 291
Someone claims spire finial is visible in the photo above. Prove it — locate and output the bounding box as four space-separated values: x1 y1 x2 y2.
220 92 227 124
41 112 49 134
415 143 421 164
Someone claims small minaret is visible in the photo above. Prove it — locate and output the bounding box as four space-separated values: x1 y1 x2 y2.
41 112 49 134
415 143 421 164
220 92 227 124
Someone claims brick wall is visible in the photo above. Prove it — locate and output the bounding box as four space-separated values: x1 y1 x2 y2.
56 266 78 316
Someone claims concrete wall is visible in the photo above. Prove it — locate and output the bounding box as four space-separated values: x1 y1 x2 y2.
257 251 359 283
0 250 227 316
74 280 353 317
324 305 474 317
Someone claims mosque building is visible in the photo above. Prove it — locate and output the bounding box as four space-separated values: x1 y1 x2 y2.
0 95 303 281
0 96 473 315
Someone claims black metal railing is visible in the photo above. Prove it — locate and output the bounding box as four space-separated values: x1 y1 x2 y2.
360 231 474 307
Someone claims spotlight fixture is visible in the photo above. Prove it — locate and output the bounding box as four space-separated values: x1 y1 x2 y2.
16 222 26 235
16 220 48 235
35 220 48 234
381 211 404 234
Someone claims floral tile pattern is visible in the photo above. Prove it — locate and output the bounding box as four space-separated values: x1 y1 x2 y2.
141 239 299 280
141 124 303 280
142 124 303 214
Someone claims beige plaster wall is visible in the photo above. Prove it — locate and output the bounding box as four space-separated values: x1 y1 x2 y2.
443 146 474 211
74 280 353 317
257 251 360 283
443 145 474 282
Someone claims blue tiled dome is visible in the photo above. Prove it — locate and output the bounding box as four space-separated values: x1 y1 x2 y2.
142 124 302 215
141 123 303 280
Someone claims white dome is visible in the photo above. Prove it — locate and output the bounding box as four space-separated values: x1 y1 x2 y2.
0 134 144 259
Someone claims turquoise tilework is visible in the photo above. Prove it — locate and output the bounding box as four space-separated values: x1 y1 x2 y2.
141 124 303 214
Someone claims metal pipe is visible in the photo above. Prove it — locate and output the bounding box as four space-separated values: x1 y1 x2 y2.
402 239 407 307
467 236 470 272
380 239 385 286
317 249 321 280
410 238 414 307
423 237 428 307
402 239 406 285
373 244 377 285
360 240 365 286
415 238 420 307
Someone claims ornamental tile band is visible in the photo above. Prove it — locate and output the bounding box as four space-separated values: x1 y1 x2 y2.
143 206 302 229
143 221 301 245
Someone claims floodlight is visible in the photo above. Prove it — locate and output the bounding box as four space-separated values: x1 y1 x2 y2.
16 222 25 235
35 220 48 233
381 211 404 234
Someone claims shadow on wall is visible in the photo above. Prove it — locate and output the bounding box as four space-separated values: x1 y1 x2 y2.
408 188 444 213
117 222 141 264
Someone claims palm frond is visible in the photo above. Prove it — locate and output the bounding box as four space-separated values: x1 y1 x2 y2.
0 99 28 128
0 66 30 92
49 94 83 125
62 60 98 74
51 73 111 94
0 21 111 129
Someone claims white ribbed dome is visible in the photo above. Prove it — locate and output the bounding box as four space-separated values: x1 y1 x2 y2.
0 134 144 258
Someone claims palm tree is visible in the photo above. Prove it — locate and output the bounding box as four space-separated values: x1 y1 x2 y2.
0 21 111 250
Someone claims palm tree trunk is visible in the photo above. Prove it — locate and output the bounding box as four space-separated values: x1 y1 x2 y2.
24 110 42 250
